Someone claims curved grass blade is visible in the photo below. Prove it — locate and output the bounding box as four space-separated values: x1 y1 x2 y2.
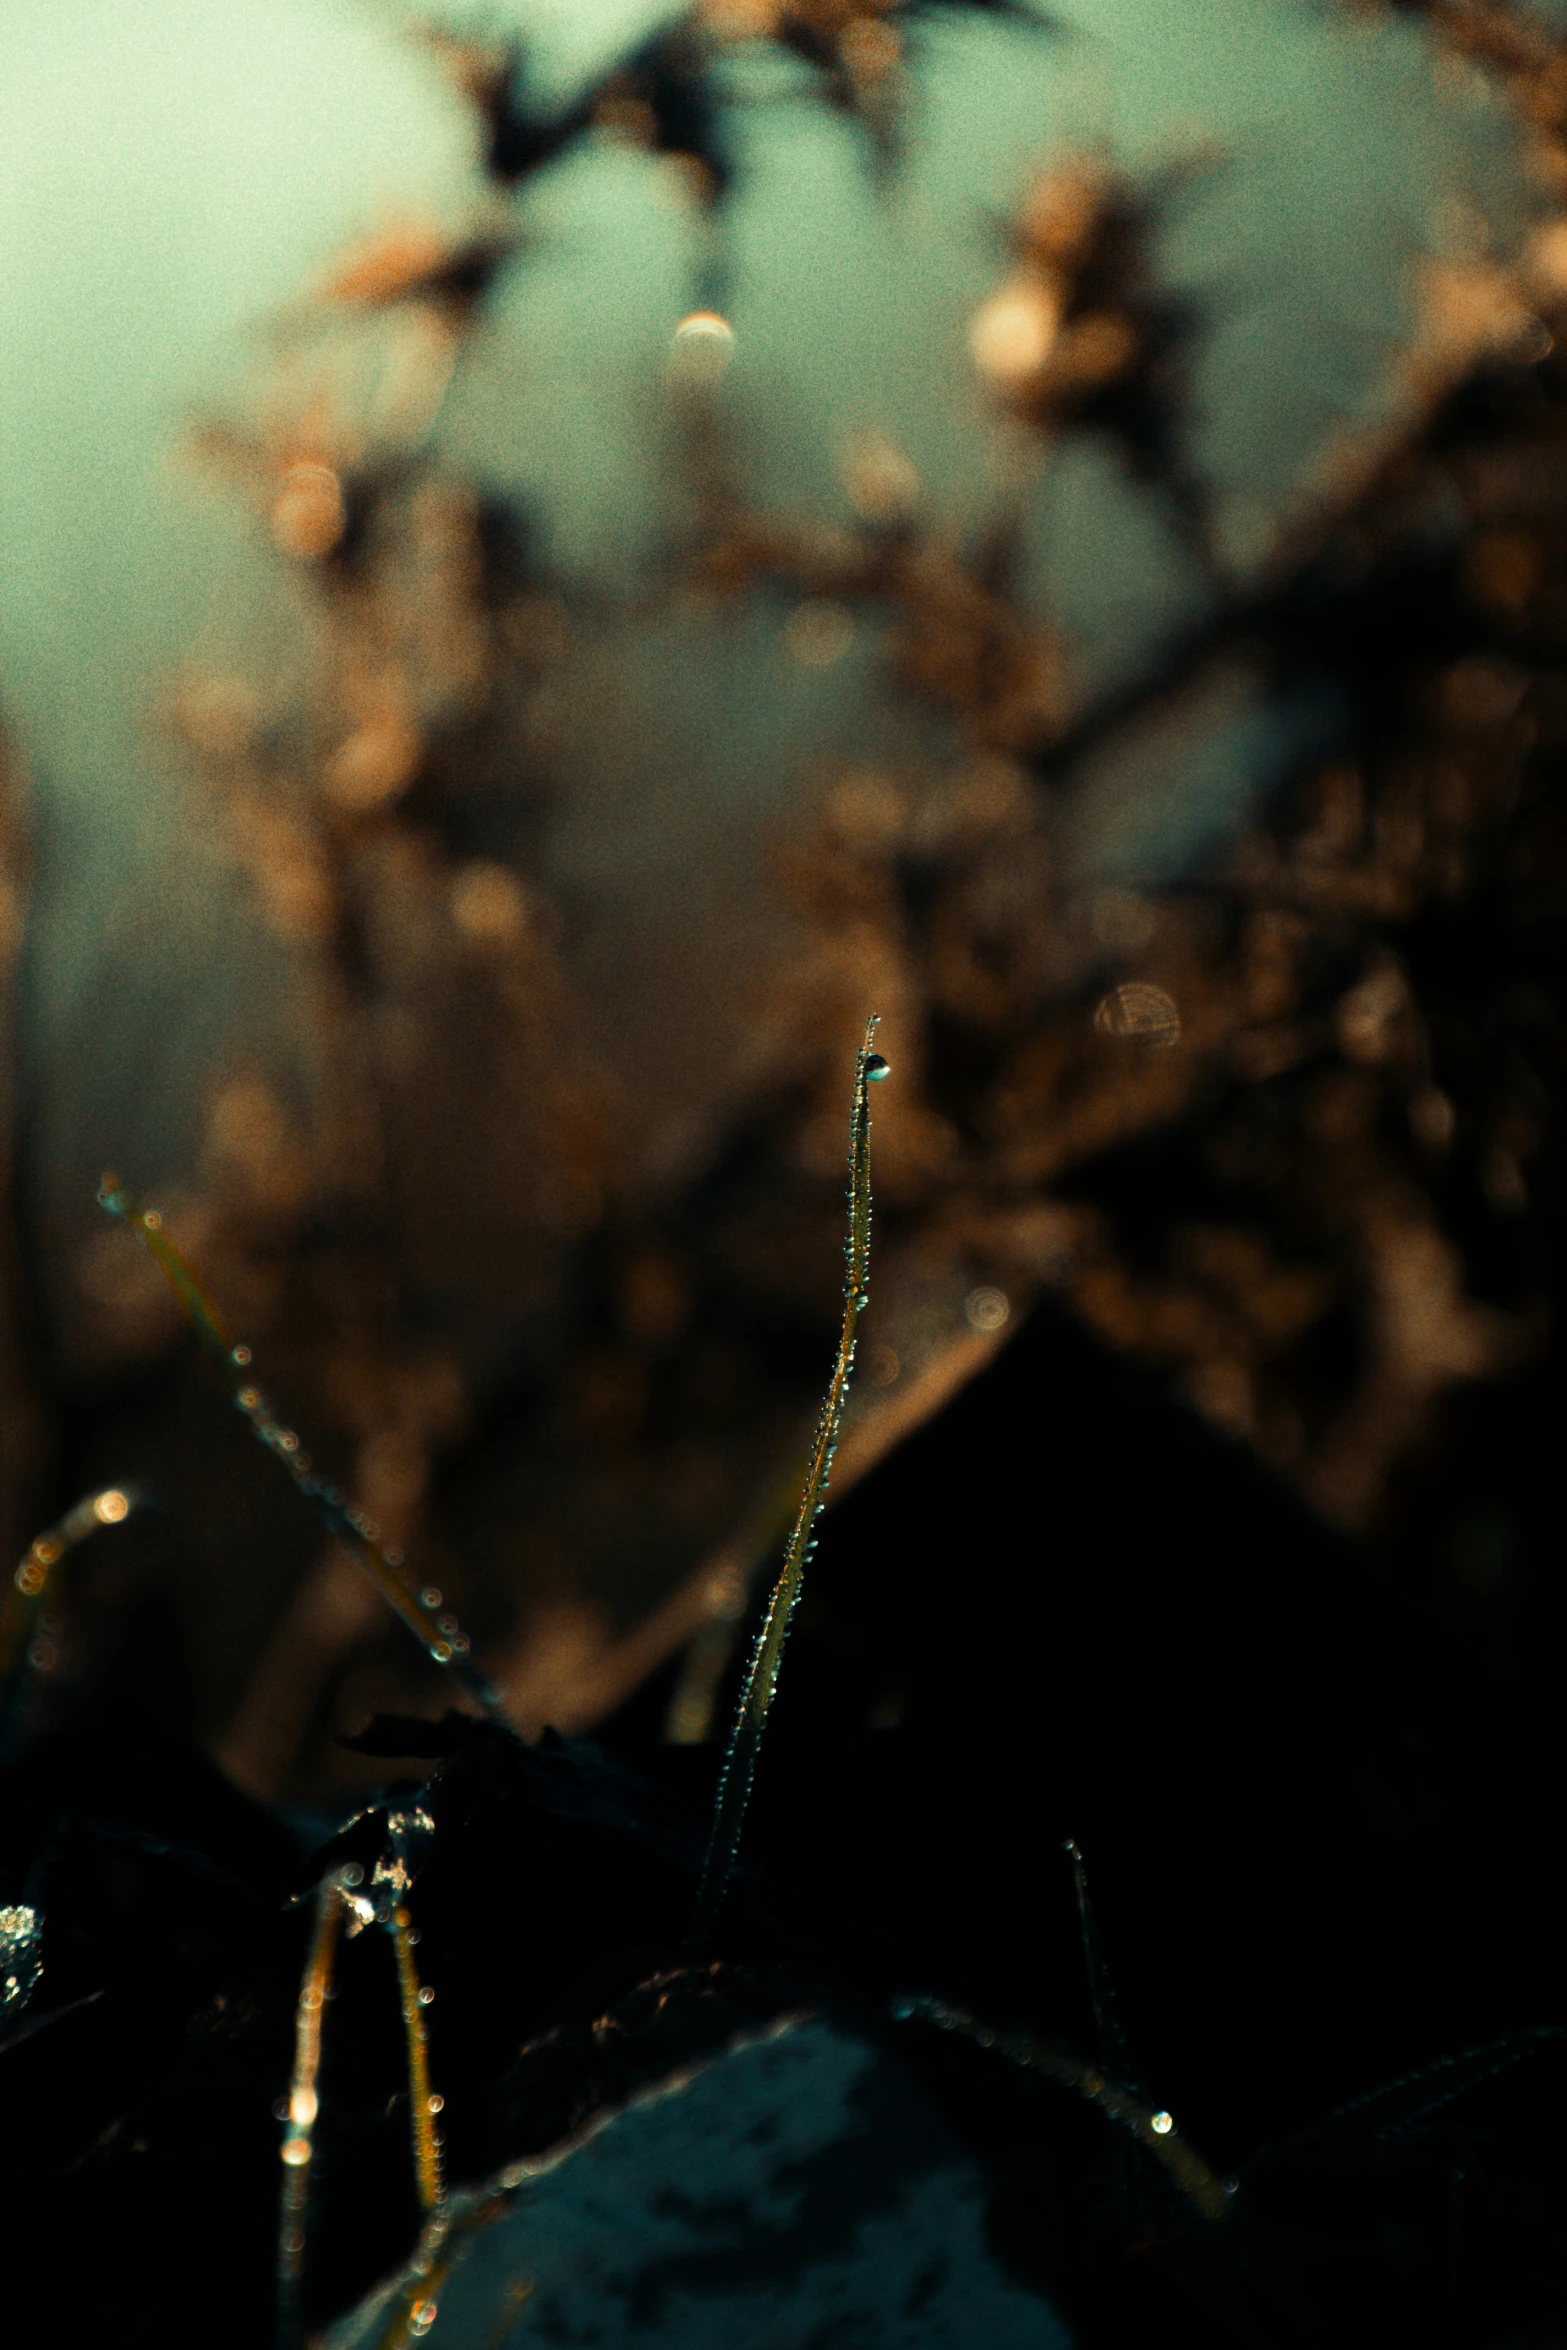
892 1992 1234 2223
1 1486 140 1741
97 1177 504 1722
687 1016 886 1955
0 1987 104 2060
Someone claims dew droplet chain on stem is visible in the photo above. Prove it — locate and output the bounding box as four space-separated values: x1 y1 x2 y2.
1 1486 141 1735
96 1174 505 1721
889 1993 1233 2224
688 1016 885 1954
277 1820 447 2349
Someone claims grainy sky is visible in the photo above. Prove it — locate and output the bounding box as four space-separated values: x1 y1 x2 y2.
0 0 1536 1208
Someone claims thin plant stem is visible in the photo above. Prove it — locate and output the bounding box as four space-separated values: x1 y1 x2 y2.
1065 1839 1134 2087
1065 1835 1140 2214
663 1474 804 1747
278 1837 447 2348
891 1992 1234 2223
97 1176 505 1721
687 1016 885 1955
390 1904 444 2213
278 1871 347 2350
0 1487 139 1740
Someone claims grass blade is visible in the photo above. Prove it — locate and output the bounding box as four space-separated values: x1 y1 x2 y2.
97 1177 505 1722
892 1993 1233 2223
687 1016 886 1954
278 1870 348 2350
1 1487 139 1743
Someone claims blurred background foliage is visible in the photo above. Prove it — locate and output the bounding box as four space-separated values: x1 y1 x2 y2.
4 0 1567 1806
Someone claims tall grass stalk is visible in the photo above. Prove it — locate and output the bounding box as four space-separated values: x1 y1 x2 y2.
97 1177 504 1720
687 1017 886 1955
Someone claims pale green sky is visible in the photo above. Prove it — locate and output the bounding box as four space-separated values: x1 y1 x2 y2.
0 0 1538 1226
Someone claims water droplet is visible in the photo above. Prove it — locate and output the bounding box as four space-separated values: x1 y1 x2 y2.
970 277 1060 382
420 1587 442 1611
1151 2110 1174 2135
436 1615 458 1636
669 310 735 382
417 1985 436 2007
1093 982 1181 1047
963 1285 1010 1335
238 1386 262 1412
280 2136 312 2167
93 1488 131 1526
230 1345 252 1367
431 1641 453 1664
338 1862 364 1888
864 1052 891 1081
427 2094 444 2115
407 2302 438 2338
673 309 733 351
141 1210 163 1233
289 2086 319 2125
